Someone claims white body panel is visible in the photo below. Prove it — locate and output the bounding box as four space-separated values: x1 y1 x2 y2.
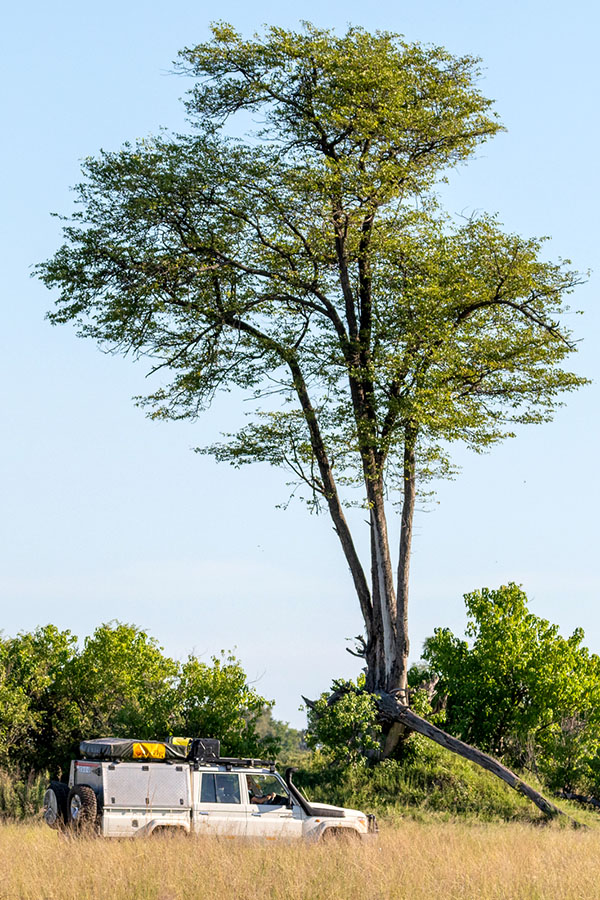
247 803 304 839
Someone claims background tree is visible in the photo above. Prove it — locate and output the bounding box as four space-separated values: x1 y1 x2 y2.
63 622 179 750
0 622 274 776
423 584 600 794
37 23 586 763
0 626 77 773
170 651 277 757
255 707 308 766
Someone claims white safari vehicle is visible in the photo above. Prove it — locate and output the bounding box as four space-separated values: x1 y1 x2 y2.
43 737 377 840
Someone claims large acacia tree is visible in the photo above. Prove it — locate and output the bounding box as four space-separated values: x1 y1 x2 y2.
39 24 585 776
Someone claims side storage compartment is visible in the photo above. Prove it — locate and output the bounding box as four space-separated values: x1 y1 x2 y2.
101 763 192 837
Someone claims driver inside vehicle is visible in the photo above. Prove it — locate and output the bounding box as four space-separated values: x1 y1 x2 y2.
246 775 288 806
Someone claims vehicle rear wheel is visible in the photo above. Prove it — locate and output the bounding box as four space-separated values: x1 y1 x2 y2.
150 825 185 838
43 781 69 829
67 785 97 831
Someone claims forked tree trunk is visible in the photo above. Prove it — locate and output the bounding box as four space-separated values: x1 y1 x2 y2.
365 427 417 757
366 490 398 694
292 310 576 822
364 428 417 696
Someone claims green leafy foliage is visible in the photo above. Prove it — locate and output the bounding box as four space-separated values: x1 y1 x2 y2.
0 623 275 776
423 585 600 793
0 626 77 772
66 622 179 740
36 23 585 512
305 677 382 764
170 652 274 758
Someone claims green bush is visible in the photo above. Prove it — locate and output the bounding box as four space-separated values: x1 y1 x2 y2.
423 584 600 796
305 676 381 764
0 769 47 820
295 739 548 823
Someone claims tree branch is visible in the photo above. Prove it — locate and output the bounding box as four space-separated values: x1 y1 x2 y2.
454 295 577 349
201 301 374 632
375 691 583 826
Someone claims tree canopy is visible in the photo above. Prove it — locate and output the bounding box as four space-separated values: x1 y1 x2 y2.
0 622 277 776
423 584 600 792
38 23 586 718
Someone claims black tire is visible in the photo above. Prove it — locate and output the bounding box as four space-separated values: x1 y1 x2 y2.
150 825 185 838
43 781 69 829
67 785 97 831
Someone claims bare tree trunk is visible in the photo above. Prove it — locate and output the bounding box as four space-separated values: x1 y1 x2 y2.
366 481 400 693
395 425 417 702
370 427 417 756
366 525 385 692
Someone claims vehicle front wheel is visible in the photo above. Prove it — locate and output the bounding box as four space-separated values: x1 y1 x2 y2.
320 827 361 843
67 785 97 831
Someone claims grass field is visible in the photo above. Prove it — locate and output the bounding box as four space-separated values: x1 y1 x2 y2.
2 820 599 900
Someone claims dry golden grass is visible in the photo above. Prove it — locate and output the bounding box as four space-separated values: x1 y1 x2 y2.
2 819 599 900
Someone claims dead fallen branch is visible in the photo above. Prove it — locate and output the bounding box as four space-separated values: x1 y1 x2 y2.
557 790 600 811
374 691 583 827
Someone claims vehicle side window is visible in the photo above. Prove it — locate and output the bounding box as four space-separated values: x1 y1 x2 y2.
200 773 216 803
201 773 241 804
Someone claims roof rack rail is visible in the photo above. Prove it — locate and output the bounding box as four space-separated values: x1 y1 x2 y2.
190 754 276 770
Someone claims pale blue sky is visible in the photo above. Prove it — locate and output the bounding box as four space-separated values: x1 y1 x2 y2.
1 0 598 726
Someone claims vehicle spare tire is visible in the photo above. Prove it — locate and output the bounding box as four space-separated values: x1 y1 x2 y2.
43 781 69 829
67 784 97 831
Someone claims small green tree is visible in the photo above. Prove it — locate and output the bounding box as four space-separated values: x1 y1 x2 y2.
0 626 77 773
62 622 179 750
170 651 276 757
306 677 382 765
423 584 600 792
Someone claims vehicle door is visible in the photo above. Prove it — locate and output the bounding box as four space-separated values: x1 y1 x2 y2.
245 773 303 839
194 772 249 837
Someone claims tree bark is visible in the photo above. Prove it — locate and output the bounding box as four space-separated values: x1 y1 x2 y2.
368 485 399 692
558 790 600 810
395 425 417 702
375 691 582 825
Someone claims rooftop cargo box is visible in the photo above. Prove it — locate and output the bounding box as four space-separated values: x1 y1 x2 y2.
79 738 189 761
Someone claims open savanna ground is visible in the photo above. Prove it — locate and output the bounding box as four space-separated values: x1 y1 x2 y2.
2 820 600 900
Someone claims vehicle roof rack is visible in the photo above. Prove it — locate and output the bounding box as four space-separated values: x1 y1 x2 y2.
187 738 274 769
